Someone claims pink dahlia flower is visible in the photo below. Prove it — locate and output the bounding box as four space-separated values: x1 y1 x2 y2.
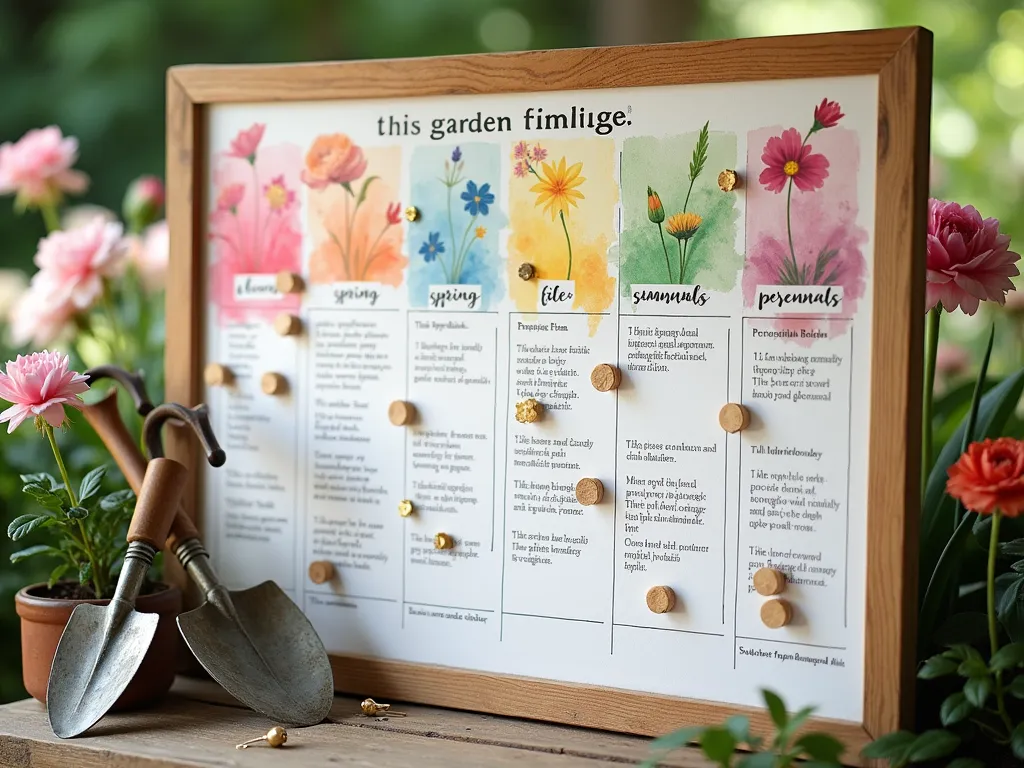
229 123 265 160
0 350 89 433
759 128 830 194
8 282 75 348
927 199 1020 315
0 126 89 207
813 99 844 129
33 216 124 310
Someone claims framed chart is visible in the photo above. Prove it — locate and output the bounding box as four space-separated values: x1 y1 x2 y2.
166 27 932 761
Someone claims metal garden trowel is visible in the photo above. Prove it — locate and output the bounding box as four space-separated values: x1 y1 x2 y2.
80 375 333 727
46 448 187 738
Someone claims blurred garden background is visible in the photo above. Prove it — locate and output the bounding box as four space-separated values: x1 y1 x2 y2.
0 0 1022 704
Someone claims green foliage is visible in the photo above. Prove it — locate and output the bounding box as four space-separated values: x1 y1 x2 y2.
643 690 843 767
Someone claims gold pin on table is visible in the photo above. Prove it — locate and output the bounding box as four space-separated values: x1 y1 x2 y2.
236 726 288 749
361 698 406 717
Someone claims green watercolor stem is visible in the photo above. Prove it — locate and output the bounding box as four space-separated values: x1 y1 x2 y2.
445 185 457 283
359 221 393 281
453 214 478 284
679 239 690 285
657 222 672 282
559 210 573 280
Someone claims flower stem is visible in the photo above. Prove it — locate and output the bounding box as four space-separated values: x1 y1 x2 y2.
922 307 941 501
446 185 457 283
251 164 261 269
987 511 1014 736
360 221 394 280
39 201 61 233
453 214 478 283
559 210 573 280
657 223 672 282
44 424 78 508
784 178 798 281
344 190 355 279
679 240 690 285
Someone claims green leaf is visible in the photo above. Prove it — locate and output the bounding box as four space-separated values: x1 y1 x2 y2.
99 489 134 512
648 725 705 752
940 692 974 725
78 561 92 585
794 732 843 762
736 754 775 768
20 472 56 489
10 544 58 563
760 689 787 731
989 642 1024 671
7 512 56 540
699 727 736 763
861 730 916 760
22 483 65 511
78 465 106 504
1012 722 1024 760
963 675 992 707
1002 538 1024 557
722 714 752 746
998 574 1024 643
946 760 986 768
1012 559 1024 573
918 655 958 679
1008 674 1024 698
47 563 69 589
65 506 89 520
905 729 960 762
957 656 988 678
688 121 710 182
356 175 380 207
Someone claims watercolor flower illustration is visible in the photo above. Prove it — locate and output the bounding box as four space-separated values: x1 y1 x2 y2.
301 133 401 281
513 142 585 279
758 99 843 284
420 232 444 263
644 122 709 283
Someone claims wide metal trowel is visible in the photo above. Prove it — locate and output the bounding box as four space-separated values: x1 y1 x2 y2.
46 453 187 738
81 381 333 726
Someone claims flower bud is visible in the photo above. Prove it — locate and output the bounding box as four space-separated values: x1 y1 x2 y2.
122 175 165 233
647 186 665 223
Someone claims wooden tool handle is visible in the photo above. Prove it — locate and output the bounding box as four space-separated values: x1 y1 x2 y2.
128 458 187 549
167 506 201 552
83 366 154 416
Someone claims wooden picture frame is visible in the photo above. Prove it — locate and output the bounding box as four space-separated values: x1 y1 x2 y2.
166 27 931 762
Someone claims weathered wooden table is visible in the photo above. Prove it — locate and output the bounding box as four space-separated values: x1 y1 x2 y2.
0 677 711 767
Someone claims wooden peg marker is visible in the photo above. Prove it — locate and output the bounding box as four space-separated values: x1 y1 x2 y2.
753 567 786 596
575 478 604 506
590 363 621 392
388 400 416 426
204 363 233 387
434 532 454 550
718 403 750 433
646 585 676 614
275 271 304 294
261 372 288 396
274 313 302 336
760 598 793 629
308 561 335 584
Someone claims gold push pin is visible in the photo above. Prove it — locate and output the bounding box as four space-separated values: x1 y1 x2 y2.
236 726 288 749
515 398 543 423
404 206 421 222
434 532 454 550
717 169 740 192
517 262 536 281
361 698 406 717
398 499 415 517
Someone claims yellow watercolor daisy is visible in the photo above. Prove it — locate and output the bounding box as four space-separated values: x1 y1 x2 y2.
665 212 702 241
529 157 586 221
475 226 487 239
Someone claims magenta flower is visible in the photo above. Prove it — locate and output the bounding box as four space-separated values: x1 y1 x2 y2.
229 123 266 161
33 216 124 311
0 351 89 433
217 183 245 212
531 145 548 162
813 99 844 130
513 141 528 160
759 128 830 194
926 199 1020 315
0 126 89 207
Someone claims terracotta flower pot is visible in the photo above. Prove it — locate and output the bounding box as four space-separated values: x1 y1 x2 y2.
15 581 181 708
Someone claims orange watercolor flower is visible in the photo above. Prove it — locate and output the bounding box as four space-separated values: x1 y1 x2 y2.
301 134 368 190
475 226 487 239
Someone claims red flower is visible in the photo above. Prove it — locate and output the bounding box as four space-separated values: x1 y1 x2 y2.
386 202 402 225
758 128 830 194
813 99 844 129
947 438 1024 517
229 124 265 160
926 199 1020 315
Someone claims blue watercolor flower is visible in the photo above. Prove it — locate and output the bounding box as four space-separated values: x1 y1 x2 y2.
419 232 445 263
461 181 494 216
451 146 462 162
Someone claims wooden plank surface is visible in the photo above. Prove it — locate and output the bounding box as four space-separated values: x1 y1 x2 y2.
0 678 712 767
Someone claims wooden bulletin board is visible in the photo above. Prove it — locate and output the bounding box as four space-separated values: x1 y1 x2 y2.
166 27 931 762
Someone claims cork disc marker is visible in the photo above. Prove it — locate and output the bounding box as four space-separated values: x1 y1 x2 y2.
760 598 792 629
590 363 621 392
274 313 302 336
308 561 335 584
646 586 676 614
388 400 416 426
753 567 786 596
575 478 604 506
719 403 750 433
275 271 304 294
261 372 288 396
204 363 233 387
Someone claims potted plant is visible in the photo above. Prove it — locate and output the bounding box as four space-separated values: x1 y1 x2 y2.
2 350 180 707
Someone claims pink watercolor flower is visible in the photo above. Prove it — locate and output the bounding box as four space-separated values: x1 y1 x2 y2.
759 128 830 194
531 145 548 162
8 282 75 347
217 183 245 211
513 141 528 160
0 126 89 207
301 134 367 189
0 350 89 433
262 175 295 212
513 162 527 178
926 199 1020 315
33 216 124 310
229 123 265 160
386 202 402 226
813 99 844 129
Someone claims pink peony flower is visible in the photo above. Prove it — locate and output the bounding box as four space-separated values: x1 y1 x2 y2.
217 183 245 211
0 350 89 433
0 126 89 207
8 282 75 348
926 199 1020 315
759 128 830 194
301 134 367 189
32 216 124 310
123 175 165 230
813 99 844 129
229 123 265 160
